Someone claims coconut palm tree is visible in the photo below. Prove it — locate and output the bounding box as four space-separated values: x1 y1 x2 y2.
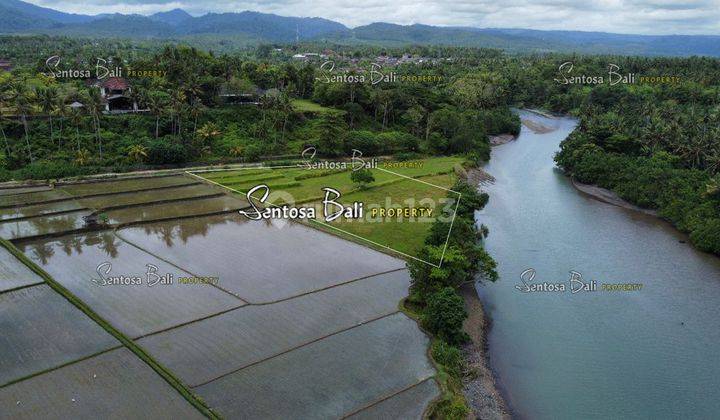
0 84 11 156
146 90 169 139
84 88 105 158
37 85 58 144
11 81 35 162
69 106 84 153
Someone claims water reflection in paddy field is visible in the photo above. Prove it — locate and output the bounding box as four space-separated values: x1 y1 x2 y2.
19 231 244 338
117 213 405 302
104 195 247 225
0 200 85 221
347 378 440 420
0 210 92 240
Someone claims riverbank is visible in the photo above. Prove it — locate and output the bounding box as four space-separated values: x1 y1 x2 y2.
460 283 511 420
571 179 658 216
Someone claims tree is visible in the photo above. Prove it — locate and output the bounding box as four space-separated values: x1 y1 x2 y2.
315 113 347 157
11 82 35 162
84 88 104 158
0 83 11 156
37 85 58 144
146 90 170 139
350 168 375 189
75 149 91 166
423 287 468 344
68 106 84 153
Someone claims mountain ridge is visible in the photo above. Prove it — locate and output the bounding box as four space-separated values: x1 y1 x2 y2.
2 0 720 56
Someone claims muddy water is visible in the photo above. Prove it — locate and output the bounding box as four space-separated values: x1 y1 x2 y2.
477 111 720 419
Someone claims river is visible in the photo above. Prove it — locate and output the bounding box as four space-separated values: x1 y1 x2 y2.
476 110 720 419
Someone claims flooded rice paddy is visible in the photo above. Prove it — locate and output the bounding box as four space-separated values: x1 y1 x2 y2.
0 348 204 419
0 173 438 418
0 285 118 386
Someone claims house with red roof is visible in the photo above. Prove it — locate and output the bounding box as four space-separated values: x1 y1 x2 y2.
96 77 145 113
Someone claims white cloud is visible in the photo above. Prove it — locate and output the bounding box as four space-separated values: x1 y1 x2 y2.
27 0 720 34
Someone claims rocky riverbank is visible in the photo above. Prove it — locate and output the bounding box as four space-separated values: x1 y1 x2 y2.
460 283 511 420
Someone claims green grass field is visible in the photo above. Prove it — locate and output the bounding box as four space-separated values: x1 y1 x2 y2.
198 156 464 263
290 99 341 114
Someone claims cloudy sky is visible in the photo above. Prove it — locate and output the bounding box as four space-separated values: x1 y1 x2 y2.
27 0 720 34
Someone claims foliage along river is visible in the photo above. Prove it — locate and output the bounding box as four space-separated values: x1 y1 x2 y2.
476 110 720 419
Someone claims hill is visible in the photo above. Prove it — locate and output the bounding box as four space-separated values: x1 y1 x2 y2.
1 0 720 56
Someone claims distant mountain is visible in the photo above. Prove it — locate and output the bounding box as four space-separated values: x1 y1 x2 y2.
177 11 349 42
1 0 720 56
56 14 175 38
338 23 720 57
0 0 93 27
149 8 192 26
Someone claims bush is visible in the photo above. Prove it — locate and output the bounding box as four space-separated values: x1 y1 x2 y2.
147 138 189 165
350 168 375 189
423 287 469 344
431 340 465 378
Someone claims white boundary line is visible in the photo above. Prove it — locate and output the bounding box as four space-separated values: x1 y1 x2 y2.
185 164 461 268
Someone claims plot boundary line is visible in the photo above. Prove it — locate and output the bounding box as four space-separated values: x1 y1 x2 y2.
185 165 460 268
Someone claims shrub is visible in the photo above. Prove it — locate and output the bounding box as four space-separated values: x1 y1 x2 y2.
147 138 189 165
431 340 465 378
350 168 375 189
423 287 469 345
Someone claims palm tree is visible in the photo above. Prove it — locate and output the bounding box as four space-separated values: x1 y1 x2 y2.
75 149 91 166
169 89 186 137
84 88 104 158
127 144 148 163
229 145 243 158
146 90 169 139
196 122 220 146
37 86 58 144
0 85 11 156
188 97 206 135
53 94 67 147
11 82 35 162
69 106 84 153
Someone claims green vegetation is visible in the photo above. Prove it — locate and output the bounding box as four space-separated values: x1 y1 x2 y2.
399 179 497 419
290 98 338 114
202 156 463 260
543 59 720 256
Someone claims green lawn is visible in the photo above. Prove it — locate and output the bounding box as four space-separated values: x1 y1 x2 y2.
199 156 464 263
290 99 341 114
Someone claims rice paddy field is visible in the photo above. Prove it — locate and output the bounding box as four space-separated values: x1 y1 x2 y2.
0 246 43 292
116 214 404 302
19 232 244 338
194 313 436 419
0 168 442 418
0 348 205 419
0 285 119 386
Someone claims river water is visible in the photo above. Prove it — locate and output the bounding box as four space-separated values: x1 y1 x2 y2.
476 110 720 419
